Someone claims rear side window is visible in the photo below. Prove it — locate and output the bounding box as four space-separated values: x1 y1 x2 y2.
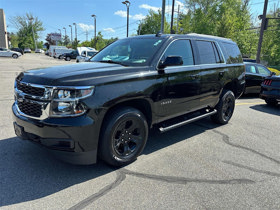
222 42 243 64
196 40 220 65
162 40 194 66
257 65 270 76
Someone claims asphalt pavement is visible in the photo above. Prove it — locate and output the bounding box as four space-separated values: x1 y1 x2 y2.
0 54 279 209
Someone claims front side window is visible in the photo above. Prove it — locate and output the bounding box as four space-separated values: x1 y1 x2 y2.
91 37 165 66
246 65 257 74
162 39 194 66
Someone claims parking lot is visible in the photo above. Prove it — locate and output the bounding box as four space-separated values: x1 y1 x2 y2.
0 54 280 209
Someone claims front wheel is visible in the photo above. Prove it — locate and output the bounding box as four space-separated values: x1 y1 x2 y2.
211 90 235 124
66 57 71 61
99 107 148 166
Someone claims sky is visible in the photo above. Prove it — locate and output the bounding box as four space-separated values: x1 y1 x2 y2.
0 0 279 43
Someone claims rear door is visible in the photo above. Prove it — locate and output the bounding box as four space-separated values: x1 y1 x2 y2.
193 40 225 108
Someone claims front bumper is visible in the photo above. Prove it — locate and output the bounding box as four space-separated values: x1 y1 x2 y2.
12 103 99 165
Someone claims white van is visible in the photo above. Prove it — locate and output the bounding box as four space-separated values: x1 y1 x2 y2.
54 48 73 59
76 47 98 63
49 45 67 57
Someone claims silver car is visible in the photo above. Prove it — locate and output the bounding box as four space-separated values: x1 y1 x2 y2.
0 48 22 59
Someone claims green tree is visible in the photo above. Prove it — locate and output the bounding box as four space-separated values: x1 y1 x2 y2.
10 13 44 50
138 10 170 35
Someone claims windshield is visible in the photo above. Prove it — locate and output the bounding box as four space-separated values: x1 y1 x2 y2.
88 51 97 57
90 37 165 66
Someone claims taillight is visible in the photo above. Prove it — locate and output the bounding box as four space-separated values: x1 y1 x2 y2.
263 79 272 86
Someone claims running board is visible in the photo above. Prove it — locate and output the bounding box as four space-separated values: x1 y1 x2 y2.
159 109 217 133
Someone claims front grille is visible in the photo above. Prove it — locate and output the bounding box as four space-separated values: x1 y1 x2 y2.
17 101 42 117
16 80 45 97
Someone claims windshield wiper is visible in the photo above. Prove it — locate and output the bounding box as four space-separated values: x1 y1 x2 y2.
97 60 128 66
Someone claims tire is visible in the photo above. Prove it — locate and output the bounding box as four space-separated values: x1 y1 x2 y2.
265 98 278 106
58 55 62 59
66 57 71 61
12 54 18 59
211 90 235 124
99 107 148 166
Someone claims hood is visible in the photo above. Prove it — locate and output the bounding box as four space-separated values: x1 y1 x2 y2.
17 62 150 86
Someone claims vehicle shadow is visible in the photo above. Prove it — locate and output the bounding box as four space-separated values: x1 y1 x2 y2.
0 137 113 207
250 104 280 116
0 118 218 207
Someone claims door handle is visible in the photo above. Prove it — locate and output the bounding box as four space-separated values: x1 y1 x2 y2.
190 75 199 80
219 71 225 77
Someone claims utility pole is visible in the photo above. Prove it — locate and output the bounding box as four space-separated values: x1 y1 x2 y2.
176 4 180 34
170 0 175 34
161 0 166 33
256 0 268 63
29 17 37 50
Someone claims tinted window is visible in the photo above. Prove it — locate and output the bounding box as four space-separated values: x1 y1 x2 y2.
196 40 217 64
222 42 242 64
163 40 194 66
257 65 270 76
246 65 257 73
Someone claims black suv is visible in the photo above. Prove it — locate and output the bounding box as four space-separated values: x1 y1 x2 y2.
11 48 24 55
13 34 245 166
63 50 79 61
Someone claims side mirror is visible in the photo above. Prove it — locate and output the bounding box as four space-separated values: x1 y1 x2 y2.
158 56 183 69
270 72 276 76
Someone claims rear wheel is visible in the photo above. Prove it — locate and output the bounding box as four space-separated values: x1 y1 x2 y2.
265 98 278 106
12 54 18 59
211 90 235 124
99 107 148 166
66 56 71 61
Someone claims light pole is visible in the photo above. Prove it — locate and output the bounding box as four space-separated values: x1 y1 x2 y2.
91 14 96 45
69 25 73 44
73 23 77 42
122 0 130 37
63 27 67 45
58 29 61 44
29 17 37 50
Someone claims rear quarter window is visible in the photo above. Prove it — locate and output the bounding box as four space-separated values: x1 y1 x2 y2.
222 42 243 64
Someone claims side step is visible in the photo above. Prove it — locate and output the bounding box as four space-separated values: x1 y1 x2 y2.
159 109 217 133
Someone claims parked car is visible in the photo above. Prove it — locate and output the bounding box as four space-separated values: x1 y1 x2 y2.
35 49 44 53
0 48 22 58
268 67 280 76
76 50 98 62
63 50 79 61
13 34 245 166
11 48 24 55
260 74 280 106
24 48 32 53
244 62 272 94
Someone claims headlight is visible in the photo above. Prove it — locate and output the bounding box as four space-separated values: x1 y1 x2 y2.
50 87 94 117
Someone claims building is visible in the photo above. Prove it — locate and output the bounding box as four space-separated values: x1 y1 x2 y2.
0 9 8 48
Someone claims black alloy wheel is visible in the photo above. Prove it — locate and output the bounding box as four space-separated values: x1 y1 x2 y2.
211 90 235 124
99 107 148 166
